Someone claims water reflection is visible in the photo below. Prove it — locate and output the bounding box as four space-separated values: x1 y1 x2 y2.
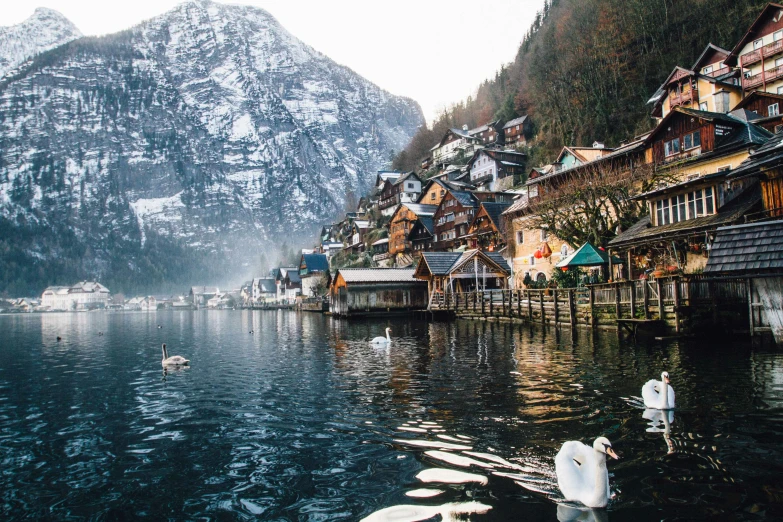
557 504 609 522
1 313 782 519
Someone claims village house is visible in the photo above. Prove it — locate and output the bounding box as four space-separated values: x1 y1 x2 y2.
728 91 783 132
409 214 436 255
430 126 483 166
725 3 783 98
503 116 531 148
502 195 571 286
465 201 512 252
378 172 423 216
252 277 277 304
648 43 741 119
371 238 392 266
414 249 511 297
608 107 772 277
432 190 479 251
469 120 504 146
329 268 428 317
41 281 111 311
388 203 438 264
466 149 527 192
727 130 783 219
273 268 298 302
190 286 219 308
344 220 371 254
299 253 330 297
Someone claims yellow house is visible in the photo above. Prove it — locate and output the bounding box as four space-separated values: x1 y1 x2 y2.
502 195 571 287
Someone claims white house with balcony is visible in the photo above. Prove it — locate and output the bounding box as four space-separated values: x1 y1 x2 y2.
41 281 111 311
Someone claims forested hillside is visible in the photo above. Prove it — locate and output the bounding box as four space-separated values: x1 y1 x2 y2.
393 0 769 171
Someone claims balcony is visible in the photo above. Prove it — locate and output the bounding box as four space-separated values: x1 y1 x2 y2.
741 39 783 68
742 65 783 90
705 66 730 78
471 172 494 184
668 90 693 108
454 214 471 225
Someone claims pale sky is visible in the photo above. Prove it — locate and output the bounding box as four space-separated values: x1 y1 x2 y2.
2 0 544 123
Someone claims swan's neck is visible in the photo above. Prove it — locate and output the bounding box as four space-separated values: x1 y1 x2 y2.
162 346 168 361
593 450 610 502
660 380 669 408
386 330 390 342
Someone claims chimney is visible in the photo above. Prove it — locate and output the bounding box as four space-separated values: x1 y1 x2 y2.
592 141 605 149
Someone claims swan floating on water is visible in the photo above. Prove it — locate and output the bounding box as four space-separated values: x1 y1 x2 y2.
555 437 619 508
642 371 675 409
370 327 391 345
161 343 189 367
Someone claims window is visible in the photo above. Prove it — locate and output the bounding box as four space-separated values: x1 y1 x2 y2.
407 182 414 189
664 138 681 157
541 229 548 241
516 231 524 244
430 192 436 200
657 187 716 226
702 65 713 75
778 86 783 95
776 30 783 41
770 103 780 117
717 165 731 172
700 102 708 111
529 185 539 197
683 131 701 150
754 38 764 50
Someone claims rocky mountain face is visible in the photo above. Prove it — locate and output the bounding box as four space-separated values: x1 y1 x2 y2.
0 1 423 295
0 7 82 79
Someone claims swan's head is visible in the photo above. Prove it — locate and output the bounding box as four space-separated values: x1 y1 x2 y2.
386 327 391 333
661 371 670 384
593 437 619 459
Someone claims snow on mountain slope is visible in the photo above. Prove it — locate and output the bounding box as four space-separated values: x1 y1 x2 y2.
0 0 423 293
0 8 82 78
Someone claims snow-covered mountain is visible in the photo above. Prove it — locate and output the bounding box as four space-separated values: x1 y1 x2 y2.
0 0 423 294
0 8 82 79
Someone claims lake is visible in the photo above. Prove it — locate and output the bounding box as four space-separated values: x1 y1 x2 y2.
0 311 782 520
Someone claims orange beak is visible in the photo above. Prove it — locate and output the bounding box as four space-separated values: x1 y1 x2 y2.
606 447 619 460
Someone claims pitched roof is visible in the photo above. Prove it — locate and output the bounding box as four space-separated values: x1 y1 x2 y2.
415 215 435 235
503 116 528 129
285 271 301 283
556 242 622 268
398 203 438 217
704 219 783 274
450 190 478 208
691 43 731 71
301 253 329 273
729 131 783 179
502 194 530 216
256 278 277 293
417 250 511 276
336 268 421 284
394 171 422 186
477 201 513 232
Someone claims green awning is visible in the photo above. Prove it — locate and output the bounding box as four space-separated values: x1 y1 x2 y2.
556 242 623 268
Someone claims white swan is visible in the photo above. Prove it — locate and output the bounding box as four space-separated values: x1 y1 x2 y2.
642 371 675 409
555 437 619 508
161 343 189 367
370 327 391 345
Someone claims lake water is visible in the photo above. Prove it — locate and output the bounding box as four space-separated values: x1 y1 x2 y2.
1 311 782 520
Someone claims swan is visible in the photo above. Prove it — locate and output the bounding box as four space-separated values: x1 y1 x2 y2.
555 437 619 508
161 343 189 367
370 327 391 345
642 371 675 409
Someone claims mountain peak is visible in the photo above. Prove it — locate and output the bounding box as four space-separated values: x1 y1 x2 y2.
0 7 81 78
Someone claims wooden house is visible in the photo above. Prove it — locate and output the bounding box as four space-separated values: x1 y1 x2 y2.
378 172 423 216
648 44 741 119
417 178 460 206
468 120 504 146
389 203 438 259
414 249 511 297
608 107 773 277
730 91 783 132
409 215 436 254
299 253 330 297
430 126 482 166
466 201 512 252
728 131 783 218
252 278 277 304
724 3 783 97
433 190 479 251
371 238 392 266
502 116 531 148
345 220 371 254
466 149 527 192
329 268 428 317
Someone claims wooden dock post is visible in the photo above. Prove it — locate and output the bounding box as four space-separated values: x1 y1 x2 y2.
615 285 621 319
643 281 650 319
708 281 718 325
490 291 494 316
657 278 665 321
517 290 522 317
589 286 596 328
527 290 532 322
630 281 636 319
672 277 680 333
747 279 755 336
482 291 486 315
568 289 575 327
553 289 559 325
501 290 506 316
539 291 545 325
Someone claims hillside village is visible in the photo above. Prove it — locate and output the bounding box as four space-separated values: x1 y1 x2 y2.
264 2 783 308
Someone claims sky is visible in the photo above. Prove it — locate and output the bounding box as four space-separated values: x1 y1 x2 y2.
2 0 545 123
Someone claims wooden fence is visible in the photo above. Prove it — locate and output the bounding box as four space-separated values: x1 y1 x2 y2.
429 275 767 334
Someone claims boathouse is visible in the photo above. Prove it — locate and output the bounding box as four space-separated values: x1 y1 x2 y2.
414 249 511 298
330 268 428 317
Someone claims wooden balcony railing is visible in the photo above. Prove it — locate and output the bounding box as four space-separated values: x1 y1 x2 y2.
742 65 783 90
741 49 763 67
705 66 730 78
741 39 783 68
669 90 693 108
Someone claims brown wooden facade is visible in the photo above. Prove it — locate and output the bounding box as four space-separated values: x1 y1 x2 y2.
388 204 437 256
433 191 478 251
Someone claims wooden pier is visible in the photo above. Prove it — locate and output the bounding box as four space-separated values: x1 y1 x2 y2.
428 275 774 337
